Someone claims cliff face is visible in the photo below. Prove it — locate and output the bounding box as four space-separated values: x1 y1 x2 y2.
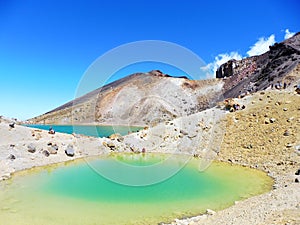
218 32 300 98
29 70 224 126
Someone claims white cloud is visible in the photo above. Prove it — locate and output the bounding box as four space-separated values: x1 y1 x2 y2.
201 52 242 77
284 29 295 39
246 34 276 57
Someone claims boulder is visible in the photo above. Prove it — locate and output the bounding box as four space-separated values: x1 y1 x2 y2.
42 150 50 157
65 145 75 157
295 169 300 175
27 143 36 153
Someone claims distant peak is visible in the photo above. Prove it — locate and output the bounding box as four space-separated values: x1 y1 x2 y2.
147 70 170 77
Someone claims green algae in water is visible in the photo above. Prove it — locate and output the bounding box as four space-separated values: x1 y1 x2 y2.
0 154 273 225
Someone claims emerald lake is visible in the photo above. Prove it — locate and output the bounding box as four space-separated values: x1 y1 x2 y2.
0 153 273 225
25 124 143 137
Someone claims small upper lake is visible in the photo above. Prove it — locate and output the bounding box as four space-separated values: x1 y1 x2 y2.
0 153 273 225
25 124 143 137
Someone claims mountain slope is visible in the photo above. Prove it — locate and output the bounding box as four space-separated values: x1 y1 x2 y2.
29 70 223 125
217 32 300 98
29 33 300 126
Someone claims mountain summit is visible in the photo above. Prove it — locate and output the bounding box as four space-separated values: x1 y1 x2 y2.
29 33 300 126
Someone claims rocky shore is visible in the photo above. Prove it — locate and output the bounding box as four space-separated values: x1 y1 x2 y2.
167 90 300 225
0 89 299 225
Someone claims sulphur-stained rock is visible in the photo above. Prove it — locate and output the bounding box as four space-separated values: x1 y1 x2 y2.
65 145 75 157
27 143 36 153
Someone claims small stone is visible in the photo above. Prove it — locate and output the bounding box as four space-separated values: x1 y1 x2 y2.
109 133 124 142
264 118 270 124
270 118 276 123
2 173 11 180
9 123 15 128
180 130 188 135
27 143 36 153
283 130 290 136
65 145 75 157
283 108 288 111
286 143 293 148
206 209 216 215
287 117 294 122
48 146 58 154
42 150 50 157
295 178 299 183
7 154 16 160
295 169 300 175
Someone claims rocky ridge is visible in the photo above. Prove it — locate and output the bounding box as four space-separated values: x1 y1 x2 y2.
29 33 300 127
217 32 300 98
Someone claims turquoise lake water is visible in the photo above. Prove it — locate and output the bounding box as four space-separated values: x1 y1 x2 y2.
0 154 273 225
25 124 142 137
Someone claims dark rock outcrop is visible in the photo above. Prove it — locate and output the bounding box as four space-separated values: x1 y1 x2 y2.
218 32 300 98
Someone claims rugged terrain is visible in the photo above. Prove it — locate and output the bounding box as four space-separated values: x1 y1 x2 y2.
168 89 300 225
29 70 223 126
29 33 300 126
217 32 300 98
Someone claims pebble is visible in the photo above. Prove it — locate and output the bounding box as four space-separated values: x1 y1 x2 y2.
270 118 276 123
283 130 290 136
27 143 36 153
286 143 293 148
7 154 16 160
283 108 288 111
264 118 270 124
42 150 50 157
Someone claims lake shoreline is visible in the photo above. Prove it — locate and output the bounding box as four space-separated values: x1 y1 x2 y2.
0 90 299 224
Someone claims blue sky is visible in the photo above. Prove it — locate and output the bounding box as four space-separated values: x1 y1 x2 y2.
0 0 299 120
